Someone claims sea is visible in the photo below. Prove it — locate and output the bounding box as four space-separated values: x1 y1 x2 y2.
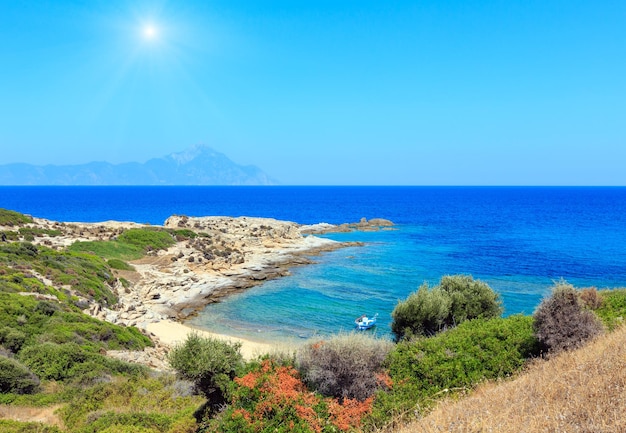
2 186 625 343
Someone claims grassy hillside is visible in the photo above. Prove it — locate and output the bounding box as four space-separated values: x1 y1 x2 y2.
397 323 626 433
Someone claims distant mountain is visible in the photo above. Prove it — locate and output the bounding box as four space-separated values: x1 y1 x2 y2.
0 146 278 185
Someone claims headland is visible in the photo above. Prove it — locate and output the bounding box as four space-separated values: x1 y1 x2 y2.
6 213 392 365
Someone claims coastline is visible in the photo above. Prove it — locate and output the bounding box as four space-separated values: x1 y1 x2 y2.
9 213 393 366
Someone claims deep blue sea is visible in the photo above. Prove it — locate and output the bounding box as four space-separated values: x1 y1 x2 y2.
2 186 626 342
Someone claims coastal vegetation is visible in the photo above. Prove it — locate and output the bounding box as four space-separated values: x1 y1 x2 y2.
168 333 244 414
0 209 33 227
533 281 604 354
391 275 503 341
1 208 625 432
396 319 626 433
296 333 393 402
68 228 177 261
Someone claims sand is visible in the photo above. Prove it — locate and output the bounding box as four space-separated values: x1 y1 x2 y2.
146 319 294 360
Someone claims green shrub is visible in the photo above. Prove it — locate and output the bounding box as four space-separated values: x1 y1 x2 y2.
0 209 33 226
0 293 151 356
76 412 172 433
391 284 451 339
0 326 27 353
594 288 626 330
392 275 503 341
57 374 203 431
18 342 89 381
18 341 146 383
168 333 243 402
107 259 135 271
68 228 175 262
533 281 604 354
368 315 539 429
0 242 118 304
97 426 159 433
34 301 61 316
68 240 144 261
117 229 175 252
0 420 62 433
296 333 393 401
439 274 503 323
0 356 40 394
171 229 198 241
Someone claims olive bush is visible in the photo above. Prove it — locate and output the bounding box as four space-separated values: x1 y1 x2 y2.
167 333 243 400
392 275 503 341
0 355 40 394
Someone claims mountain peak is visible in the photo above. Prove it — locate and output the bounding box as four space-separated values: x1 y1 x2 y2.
167 144 219 165
0 146 278 186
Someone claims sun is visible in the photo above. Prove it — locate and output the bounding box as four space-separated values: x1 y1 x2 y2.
142 24 157 40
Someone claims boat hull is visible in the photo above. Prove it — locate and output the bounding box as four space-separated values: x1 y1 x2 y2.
355 314 377 330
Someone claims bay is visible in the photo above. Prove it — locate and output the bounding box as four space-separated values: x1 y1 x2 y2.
2 186 625 342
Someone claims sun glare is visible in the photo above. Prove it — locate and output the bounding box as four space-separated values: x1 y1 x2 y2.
142 24 157 40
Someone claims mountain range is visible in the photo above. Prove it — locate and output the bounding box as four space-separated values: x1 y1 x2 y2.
0 146 278 185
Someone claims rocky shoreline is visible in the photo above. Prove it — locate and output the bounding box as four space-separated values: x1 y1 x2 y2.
6 214 392 367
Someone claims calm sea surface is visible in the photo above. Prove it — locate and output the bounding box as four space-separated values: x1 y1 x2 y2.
2 186 625 342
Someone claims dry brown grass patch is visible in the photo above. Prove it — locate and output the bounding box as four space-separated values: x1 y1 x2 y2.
397 325 626 433
0 404 64 428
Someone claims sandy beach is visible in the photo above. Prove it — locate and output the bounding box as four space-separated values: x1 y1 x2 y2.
146 319 290 360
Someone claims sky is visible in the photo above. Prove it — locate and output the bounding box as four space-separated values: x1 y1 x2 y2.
0 0 624 185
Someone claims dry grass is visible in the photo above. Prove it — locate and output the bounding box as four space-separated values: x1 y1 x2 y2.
0 404 64 428
396 325 626 433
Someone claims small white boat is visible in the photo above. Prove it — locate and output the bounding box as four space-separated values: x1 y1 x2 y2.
355 313 378 330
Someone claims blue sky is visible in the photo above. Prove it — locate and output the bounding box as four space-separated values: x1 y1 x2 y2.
0 1 624 185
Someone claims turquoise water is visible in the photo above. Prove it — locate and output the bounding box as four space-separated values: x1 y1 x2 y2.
2 186 625 343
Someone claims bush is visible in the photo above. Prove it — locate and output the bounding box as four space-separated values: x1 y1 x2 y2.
439 275 503 323
18 341 146 383
34 301 61 316
533 281 604 354
210 359 375 433
392 275 503 341
0 420 62 433
368 315 539 429
0 209 33 226
76 412 173 433
57 374 203 432
68 228 176 261
0 326 27 353
168 333 243 403
594 288 626 330
296 333 393 401
391 284 451 339
107 259 135 271
117 229 176 252
18 342 89 381
0 356 40 394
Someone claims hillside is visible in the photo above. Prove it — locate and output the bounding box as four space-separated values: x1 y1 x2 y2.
0 145 278 185
398 323 626 433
